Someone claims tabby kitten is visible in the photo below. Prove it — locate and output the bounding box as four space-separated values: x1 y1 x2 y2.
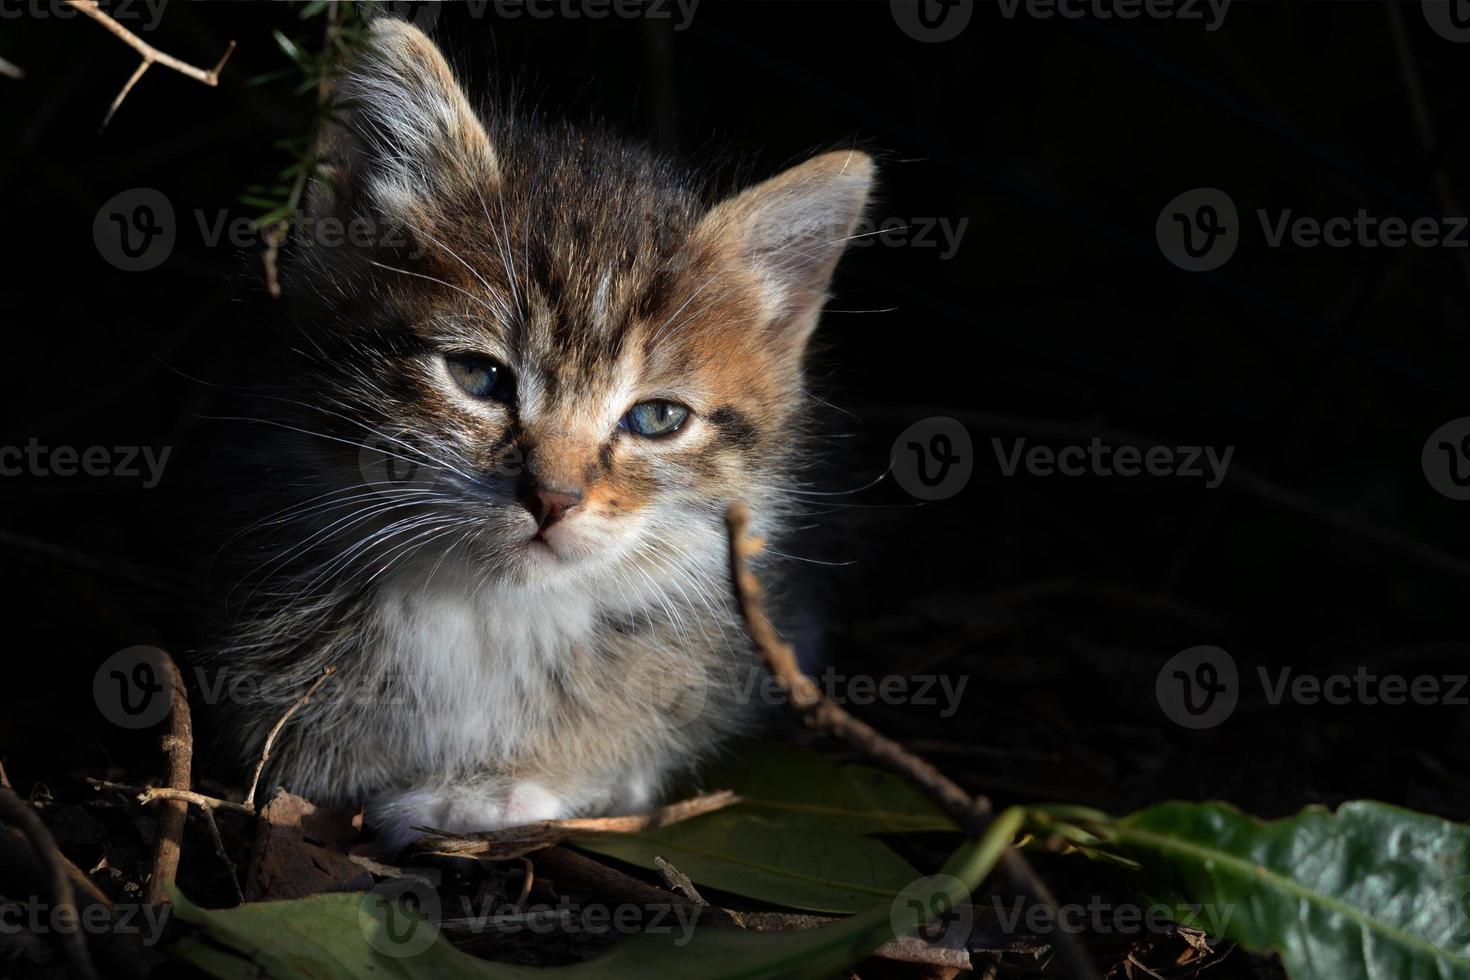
223 17 872 850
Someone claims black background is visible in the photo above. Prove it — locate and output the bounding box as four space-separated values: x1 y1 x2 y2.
3 0 1470 891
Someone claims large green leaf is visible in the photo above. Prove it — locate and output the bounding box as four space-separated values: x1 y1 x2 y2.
1102 801 1470 980
573 811 922 914
700 741 955 834
169 809 1021 980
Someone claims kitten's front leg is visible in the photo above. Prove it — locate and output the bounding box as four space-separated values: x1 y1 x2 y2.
365 777 568 853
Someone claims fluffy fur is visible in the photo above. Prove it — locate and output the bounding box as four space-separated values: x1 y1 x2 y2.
219 18 872 851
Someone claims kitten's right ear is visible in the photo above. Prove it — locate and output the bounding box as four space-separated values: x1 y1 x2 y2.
306 18 497 226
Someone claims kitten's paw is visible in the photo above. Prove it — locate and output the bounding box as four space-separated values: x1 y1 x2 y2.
365 780 567 853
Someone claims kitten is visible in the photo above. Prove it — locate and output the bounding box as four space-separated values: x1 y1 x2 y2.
220 17 872 851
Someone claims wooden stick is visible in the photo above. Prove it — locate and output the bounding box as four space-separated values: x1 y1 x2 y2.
244 666 335 811
724 503 1103 980
200 806 244 905
416 790 738 860
87 778 255 818
0 789 98 980
654 855 707 906
63 0 234 128
145 651 192 906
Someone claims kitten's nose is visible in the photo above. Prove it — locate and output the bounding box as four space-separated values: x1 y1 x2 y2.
523 487 582 531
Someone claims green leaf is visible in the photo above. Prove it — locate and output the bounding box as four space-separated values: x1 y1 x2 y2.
168 812 1019 979
702 741 956 834
1101 800 1470 980
574 811 922 914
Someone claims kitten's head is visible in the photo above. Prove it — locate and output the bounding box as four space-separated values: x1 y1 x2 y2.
282 18 871 598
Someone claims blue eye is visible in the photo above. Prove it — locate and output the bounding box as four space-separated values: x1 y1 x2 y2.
446 353 510 400
620 400 690 437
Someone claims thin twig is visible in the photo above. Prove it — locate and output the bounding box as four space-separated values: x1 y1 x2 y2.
63 0 234 128
244 665 335 811
199 806 245 905
0 789 99 980
145 651 192 906
654 854 708 906
513 856 535 912
416 790 738 860
0 759 10 789
0 57 22 81
87 778 255 818
725 503 1103 980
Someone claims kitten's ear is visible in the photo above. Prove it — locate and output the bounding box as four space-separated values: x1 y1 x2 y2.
695 150 874 354
307 18 497 224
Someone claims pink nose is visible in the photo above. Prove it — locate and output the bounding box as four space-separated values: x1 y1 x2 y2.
524 488 582 531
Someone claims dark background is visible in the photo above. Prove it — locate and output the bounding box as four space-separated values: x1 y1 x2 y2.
3 0 1470 918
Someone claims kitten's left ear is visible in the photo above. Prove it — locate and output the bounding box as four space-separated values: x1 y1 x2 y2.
695 150 874 354
307 18 497 225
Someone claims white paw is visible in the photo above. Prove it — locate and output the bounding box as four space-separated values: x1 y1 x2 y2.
365 780 566 853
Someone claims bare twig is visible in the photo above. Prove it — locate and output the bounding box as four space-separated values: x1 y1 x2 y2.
0 57 21 81
0 759 10 789
200 806 244 905
513 856 535 912
725 503 1103 980
63 0 234 128
416 790 739 860
654 854 707 906
145 651 192 906
0 789 99 980
87 778 255 818
244 665 335 811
